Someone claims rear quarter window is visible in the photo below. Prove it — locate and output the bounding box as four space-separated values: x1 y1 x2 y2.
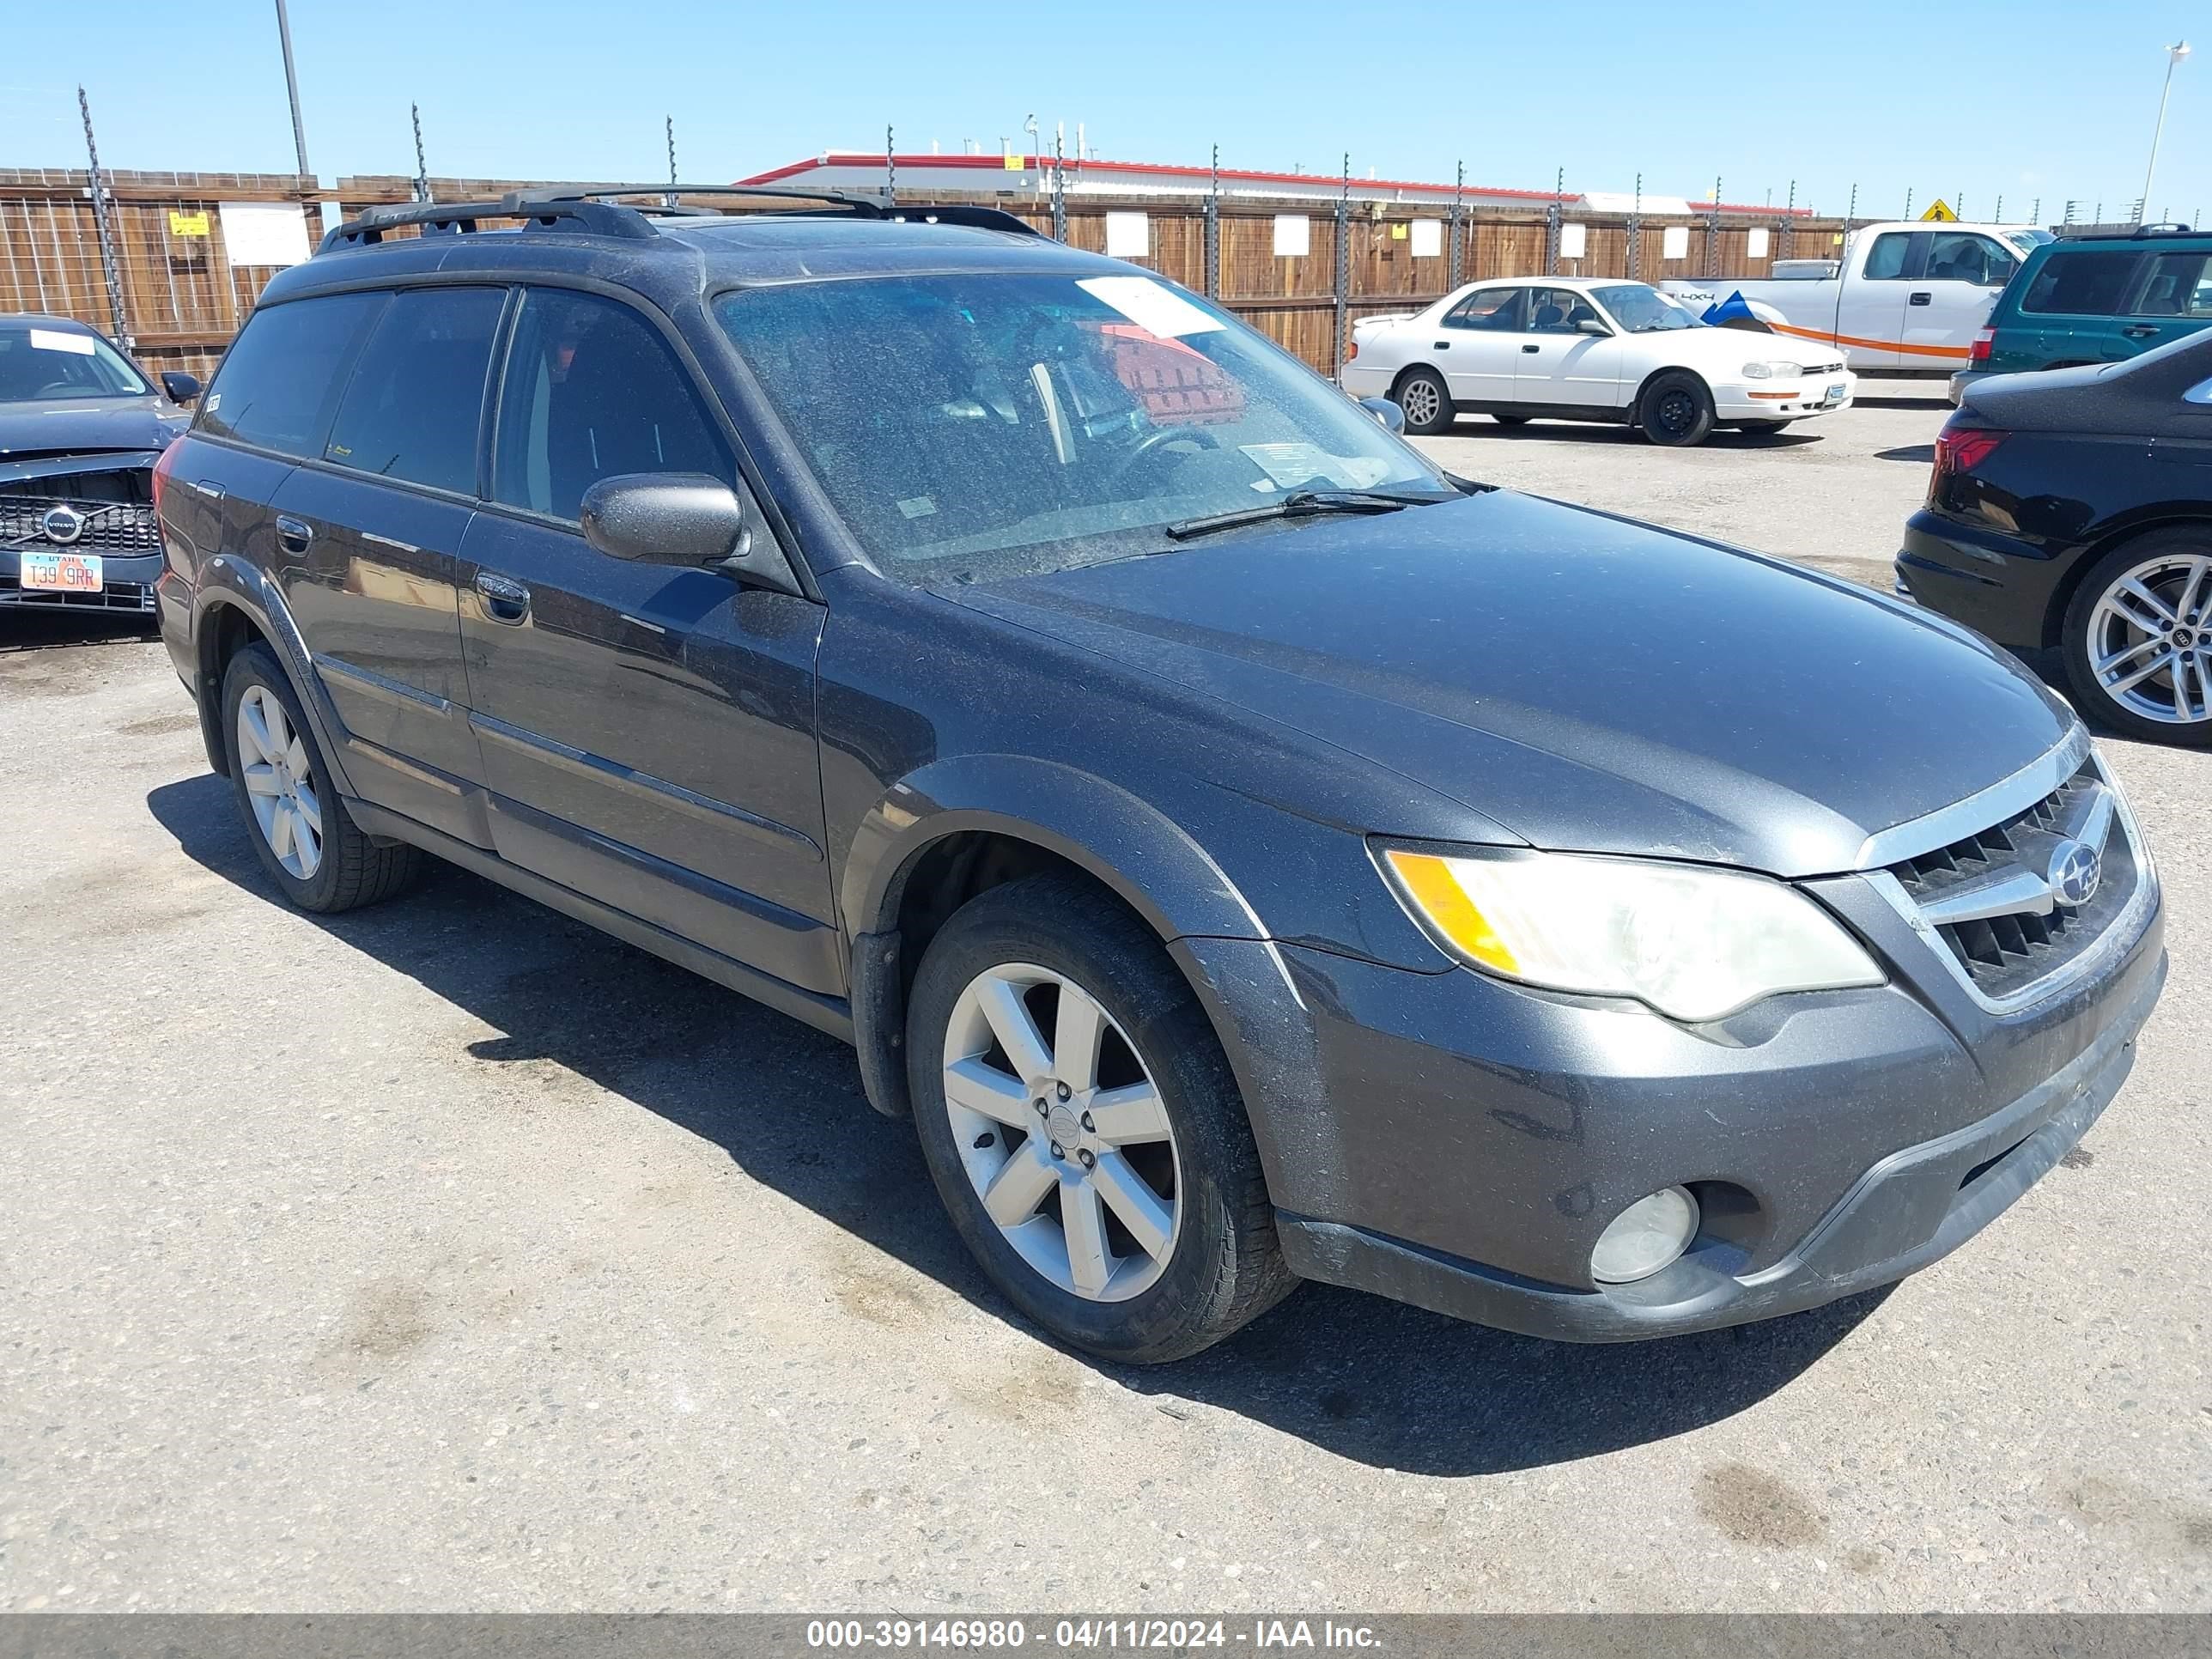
199 293 384 457
2019 251 2143 317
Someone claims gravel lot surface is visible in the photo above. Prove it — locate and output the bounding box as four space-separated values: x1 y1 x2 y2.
3 387 2208 1613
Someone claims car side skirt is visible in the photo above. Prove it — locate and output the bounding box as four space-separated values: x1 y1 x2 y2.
1449 398 1637 425
345 794 856 1045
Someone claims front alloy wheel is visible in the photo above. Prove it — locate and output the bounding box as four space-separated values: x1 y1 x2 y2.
942 964 1181 1302
905 873 1296 1363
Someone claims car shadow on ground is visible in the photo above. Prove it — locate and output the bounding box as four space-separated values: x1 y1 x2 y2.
1875 444 1936 465
146 769 1889 1477
0 610 158 654
1441 419 1821 451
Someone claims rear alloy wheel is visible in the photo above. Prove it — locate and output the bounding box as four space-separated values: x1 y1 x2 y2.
1638 370 1716 447
221 642 425 910
1392 368 1454 435
907 874 1295 1363
2063 532 2212 746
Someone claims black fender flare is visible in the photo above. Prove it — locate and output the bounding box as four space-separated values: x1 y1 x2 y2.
189 556 360 801
840 755 1268 1121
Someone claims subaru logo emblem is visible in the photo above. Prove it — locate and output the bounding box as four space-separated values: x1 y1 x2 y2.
2049 839 2103 908
40 505 85 546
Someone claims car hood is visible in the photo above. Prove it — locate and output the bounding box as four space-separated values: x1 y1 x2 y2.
0 397 185 469
1662 325 1839 371
948 490 2073 878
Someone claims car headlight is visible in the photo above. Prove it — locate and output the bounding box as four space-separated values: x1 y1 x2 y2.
1379 848 1884 1023
1740 361 1806 380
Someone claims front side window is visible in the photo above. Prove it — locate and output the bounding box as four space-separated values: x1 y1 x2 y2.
200 293 384 457
491 288 732 524
2134 252 2212 318
1443 288 1525 331
1528 289 1602 334
1862 233 1913 281
0 321 151 403
324 287 506 495
1924 231 2016 288
716 271 1446 584
2021 252 2143 316
1589 283 1698 332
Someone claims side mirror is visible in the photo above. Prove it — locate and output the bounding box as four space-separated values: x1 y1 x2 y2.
578 473 799 594
161 370 201 404
1359 395 1407 435
1575 318 1609 336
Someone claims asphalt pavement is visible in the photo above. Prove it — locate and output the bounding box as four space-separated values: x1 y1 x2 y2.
2 387 2208 1613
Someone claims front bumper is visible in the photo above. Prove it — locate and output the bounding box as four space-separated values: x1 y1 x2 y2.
0 546 162 613
1713 369 1856 422
1179 843 2165 1342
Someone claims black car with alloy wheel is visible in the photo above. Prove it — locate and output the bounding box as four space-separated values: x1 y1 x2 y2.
154 186 2163 1363
1899 330 2212 744
1 314 200 617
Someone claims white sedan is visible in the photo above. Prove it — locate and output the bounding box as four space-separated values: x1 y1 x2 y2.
1340 278 1856 446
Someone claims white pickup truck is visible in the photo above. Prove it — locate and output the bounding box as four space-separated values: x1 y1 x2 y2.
1662 222 2051 377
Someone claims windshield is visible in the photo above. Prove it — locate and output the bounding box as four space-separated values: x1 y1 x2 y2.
0 321 151 403
1590 284 1701 333
2005 229 2057 253
716 272 1449 583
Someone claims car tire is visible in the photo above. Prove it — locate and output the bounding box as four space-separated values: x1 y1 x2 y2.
1638 371 1716 447
2061 527 2212 747
1492 413 1532 428
221 642 425 910
1391 368 1455 436
905 872 1297 1364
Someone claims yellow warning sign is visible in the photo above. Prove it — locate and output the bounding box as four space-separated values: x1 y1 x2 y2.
168 210 210 237
1919 199 1958 222
1002 153 1024 172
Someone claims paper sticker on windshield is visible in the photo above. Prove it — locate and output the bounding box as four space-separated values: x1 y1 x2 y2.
28 328 96 356
1078 276 1224 340
1238 443 1395 492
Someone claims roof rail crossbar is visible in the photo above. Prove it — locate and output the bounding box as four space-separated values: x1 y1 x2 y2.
318 182 1044 254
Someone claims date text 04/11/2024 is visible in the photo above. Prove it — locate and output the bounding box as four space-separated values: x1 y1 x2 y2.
804 1620 1384 1650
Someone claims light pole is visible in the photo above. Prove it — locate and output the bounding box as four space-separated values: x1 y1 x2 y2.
273 0 313 181
2139 40 2191 223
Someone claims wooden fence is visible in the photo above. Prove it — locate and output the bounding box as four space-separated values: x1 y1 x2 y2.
1 166 1842 383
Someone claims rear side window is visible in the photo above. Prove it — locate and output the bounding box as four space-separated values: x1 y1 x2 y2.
324 287 506 495
200 293 382 456
1923 231 2016 288
1862 234 1912 280
2133 252 2212 318
2021 251 2142 316
1444 289 1524 331
490 288 731 523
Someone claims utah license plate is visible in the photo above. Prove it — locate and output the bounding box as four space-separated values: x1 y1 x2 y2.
19 551 103 592
1824 382 1848 404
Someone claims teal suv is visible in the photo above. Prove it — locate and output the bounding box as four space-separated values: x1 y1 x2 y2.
1953 226 2212 402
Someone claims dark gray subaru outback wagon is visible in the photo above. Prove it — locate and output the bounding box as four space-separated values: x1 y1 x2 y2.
153 186 2166 1363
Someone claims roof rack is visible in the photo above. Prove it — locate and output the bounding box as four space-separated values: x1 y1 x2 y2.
2131 222 2209 239
318 183 1041 252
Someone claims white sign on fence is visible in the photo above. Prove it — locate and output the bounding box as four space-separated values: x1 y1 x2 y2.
1559 223 1587 259
218 202 311 268
1662 224 1690 260
1272 215 1310 257
1409 219 1442 258
1747 226 1771 258
1104 211 1149 258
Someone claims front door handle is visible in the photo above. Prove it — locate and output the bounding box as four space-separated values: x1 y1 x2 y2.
1908 291 1933 306
474 570 531 624
275 514 313 554
1432 340 1450 350
1522 343 1540 353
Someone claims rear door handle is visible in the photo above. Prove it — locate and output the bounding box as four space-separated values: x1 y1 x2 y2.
1522 343 1540 353
1908 291 1933 306
192 480 226 501
1432 340 1450 350
2122 324 2160 338
275 514 313 554
474 569 531 624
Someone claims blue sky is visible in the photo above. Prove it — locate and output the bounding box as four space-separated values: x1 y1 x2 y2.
10 1 2206 225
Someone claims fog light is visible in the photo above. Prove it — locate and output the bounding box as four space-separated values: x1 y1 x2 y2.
1589 1186 1700 1284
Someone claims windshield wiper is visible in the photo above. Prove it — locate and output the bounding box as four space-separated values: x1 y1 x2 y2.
1164 488 1447 542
